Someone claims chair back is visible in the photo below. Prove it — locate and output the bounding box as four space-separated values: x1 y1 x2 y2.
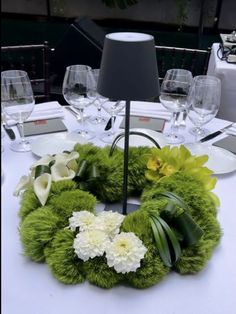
155 45 211 84
1 41 50 102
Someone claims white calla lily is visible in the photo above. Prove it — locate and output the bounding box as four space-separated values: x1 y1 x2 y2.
54 151 79 165
33 173 52 206
13 175 32 196
51 163 75 182
30 155 54 169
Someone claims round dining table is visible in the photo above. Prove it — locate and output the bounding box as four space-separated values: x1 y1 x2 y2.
2 102 236 314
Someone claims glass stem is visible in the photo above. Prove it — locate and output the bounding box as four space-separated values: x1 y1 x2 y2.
111 115 115 135
170 112 179 137
18 122 26 144
79 109 84 132
194 127 203 142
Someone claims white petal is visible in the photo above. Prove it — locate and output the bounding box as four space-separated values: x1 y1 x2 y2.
13 175 31 196
54 151 79 165
33 173 52 206
51 163 75 182
30 155 53 169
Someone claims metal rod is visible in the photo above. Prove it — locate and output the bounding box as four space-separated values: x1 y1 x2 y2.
122 100 131 215
213 0 223 30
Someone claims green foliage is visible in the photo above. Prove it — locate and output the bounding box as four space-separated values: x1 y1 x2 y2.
121 210 154 243
19 188 41 222
50 180 78 195
20 206 63 262
127 146 150 193
84 256 123 288
48 189 96 224
142 172 218 217
18 144 222 289
45 229 85 284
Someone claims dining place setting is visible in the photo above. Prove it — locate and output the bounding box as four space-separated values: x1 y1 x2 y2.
1 64 236 176
1 32 236 314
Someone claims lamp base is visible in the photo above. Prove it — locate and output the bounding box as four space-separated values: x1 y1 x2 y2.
104 202 140 214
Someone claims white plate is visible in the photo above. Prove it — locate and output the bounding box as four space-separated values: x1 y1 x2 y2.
31 133 87 158
186 143 236 174
116 128 168 149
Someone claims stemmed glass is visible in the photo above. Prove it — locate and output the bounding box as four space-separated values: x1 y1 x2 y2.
100 101 125 143
159 69 193 144
62 64 95 140
87 69 108 124
1 70 35 152
188 75 221 141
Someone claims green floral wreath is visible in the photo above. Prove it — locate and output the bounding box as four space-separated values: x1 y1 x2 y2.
17 144 221 289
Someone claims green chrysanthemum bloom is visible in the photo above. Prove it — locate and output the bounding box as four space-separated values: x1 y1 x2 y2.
84 256 123 289
19 188 41 222
48 189 96 224
20 206 63 262
126 244 169 289
121 209 153 243
50 180 78 195
45 229 85 284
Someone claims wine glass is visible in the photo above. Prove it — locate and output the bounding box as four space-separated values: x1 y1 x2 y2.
188 75 221 141
62 64 95 140
1 70 35 152
87 69 108 125
159 69 193 144
100 101 125 143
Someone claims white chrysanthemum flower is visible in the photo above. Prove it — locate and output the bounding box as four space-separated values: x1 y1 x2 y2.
95 211 125 239
106 232 147 274
69 211 96 232
73 229 110 261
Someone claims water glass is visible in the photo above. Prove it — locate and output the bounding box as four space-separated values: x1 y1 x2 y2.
159 69 193 144
1 70 35 152
62 65 95 140
188 75 221 140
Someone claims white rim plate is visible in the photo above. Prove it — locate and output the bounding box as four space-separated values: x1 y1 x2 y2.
31 133 87 158
115 128 168 149
186 143 236 174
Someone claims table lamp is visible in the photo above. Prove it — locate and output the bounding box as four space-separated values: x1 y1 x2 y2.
97 32 160 215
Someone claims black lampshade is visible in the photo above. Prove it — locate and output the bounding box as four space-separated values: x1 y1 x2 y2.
97 32 159 100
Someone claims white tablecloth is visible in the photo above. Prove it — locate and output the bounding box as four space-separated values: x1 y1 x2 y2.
2 103 236 314
207 43 236 122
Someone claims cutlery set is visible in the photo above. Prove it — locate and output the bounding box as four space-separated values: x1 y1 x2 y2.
4 106 234 143
200 123 235 142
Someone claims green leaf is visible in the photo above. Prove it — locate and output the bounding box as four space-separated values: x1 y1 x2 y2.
157 216 181 263
158 191 188 211
35 165 51 179
150 215 172 267
89 164 100 180
174 212 203 246
48 160 55 168
75 159 87 180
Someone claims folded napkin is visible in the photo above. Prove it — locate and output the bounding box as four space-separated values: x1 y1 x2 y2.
28 101 64 121
119 101 172 120
6 101 64 126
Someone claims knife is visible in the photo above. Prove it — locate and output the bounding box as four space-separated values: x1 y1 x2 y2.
200 123 234 142
3 124 16 140
104 117 116 131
